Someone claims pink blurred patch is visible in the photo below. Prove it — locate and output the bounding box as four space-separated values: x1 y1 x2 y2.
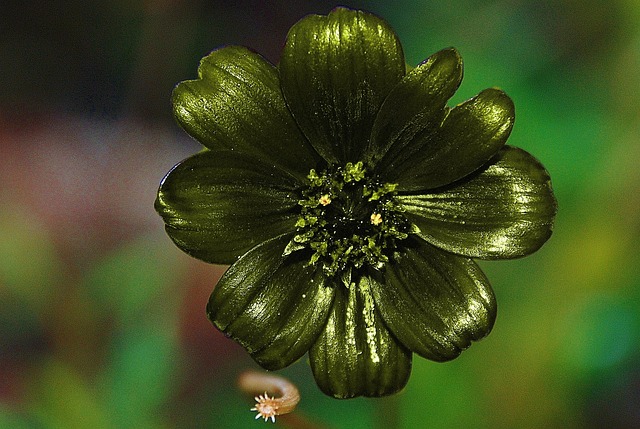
0 111 199 263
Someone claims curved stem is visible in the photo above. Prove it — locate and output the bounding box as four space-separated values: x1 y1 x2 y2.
237 370 300 422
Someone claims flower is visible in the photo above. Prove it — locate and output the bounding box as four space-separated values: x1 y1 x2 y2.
155 7 557 398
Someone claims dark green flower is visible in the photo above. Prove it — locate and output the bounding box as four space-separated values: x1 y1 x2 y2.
156 7 557 398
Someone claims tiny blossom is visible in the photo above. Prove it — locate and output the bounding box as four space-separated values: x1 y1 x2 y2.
238 371 300 422
252 393 278 423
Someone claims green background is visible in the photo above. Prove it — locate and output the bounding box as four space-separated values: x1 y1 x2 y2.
1 1 639 428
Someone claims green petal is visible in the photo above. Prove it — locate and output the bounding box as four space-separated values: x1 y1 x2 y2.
172 46 321 181
386 88 515 191
398 146 557 259
155 151 300 264
279 7 405 164
370 239 496 361
207 234 335 370
309 276 412 398
366 48 463 166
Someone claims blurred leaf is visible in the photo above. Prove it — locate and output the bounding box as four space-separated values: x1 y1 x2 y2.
0 206 60 311
558 293 639 373
84 235 184 325
100 328 179 429
0 206 61 361
86 236 185 427
0 406 35 429
28 359 110 429
400 356 489 429
209 387 260 429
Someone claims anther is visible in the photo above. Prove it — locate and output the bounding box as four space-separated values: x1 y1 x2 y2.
370 213 382 226
319 194 331 206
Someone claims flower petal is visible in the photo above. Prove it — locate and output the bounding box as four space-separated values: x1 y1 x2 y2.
155 150 300 264
309 276 412 398
366 48 463 166
279 7 405 164
397 146 557 259
172 46 321 181
385 88 515 191
207 234 335 370
370 239 496 361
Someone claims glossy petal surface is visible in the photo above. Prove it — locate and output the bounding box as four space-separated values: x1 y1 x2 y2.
386 88 515 191
309 276 412 398
157 7 559 400
155 151 300 264
172 46 320 180
398 146 557 259
207 235 335 370
370 239 496 361
280 7 405 164
367 48 463 167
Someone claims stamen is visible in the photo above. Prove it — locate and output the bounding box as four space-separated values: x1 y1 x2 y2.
370 213 383 226
286 164 411 277
319 194 331 206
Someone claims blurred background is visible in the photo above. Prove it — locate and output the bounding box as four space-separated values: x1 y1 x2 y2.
1 0 639 428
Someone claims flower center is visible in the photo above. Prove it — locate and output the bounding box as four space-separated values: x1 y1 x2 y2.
284 161 412 286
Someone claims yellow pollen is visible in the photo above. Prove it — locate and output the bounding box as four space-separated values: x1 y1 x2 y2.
319 194 331 206
370 213 383 226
